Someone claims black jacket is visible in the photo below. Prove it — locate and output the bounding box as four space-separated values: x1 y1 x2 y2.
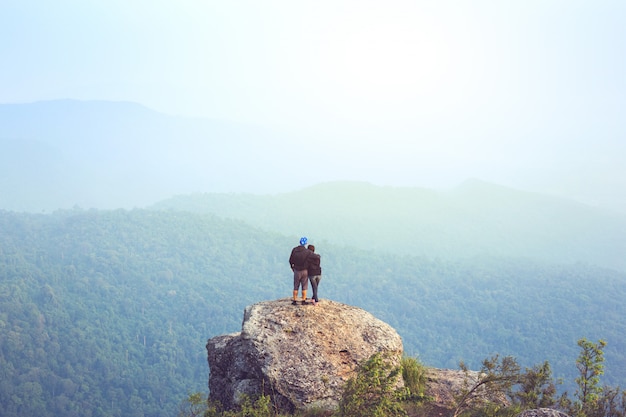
307 252 321 276
289 245 310 271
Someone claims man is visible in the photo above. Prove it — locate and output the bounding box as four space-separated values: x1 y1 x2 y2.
289 237 311 305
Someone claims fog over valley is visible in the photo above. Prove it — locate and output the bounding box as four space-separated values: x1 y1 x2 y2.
1 2 626 417
1 99 625 216
1 1 625 213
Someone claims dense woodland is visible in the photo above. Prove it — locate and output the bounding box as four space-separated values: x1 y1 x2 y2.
1 207 625 417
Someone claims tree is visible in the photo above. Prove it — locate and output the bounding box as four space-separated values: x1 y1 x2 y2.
514 361 558 409
177 392 209 417
572 338 607 417
453 355 520 417
596 385 626 417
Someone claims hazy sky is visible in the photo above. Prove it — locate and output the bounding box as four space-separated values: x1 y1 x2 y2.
2 1 625 209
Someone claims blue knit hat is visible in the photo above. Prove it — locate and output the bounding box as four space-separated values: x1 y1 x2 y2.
300 237 308 246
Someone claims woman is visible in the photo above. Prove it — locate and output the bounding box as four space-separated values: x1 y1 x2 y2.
307 244 322 304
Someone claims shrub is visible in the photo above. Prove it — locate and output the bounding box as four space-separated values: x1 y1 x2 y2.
337 352 406 417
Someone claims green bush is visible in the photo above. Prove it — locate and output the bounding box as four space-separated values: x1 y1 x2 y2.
337 353 406 417
401 356 428 400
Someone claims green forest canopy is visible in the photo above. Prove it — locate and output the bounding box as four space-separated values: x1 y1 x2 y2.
1 208 625 417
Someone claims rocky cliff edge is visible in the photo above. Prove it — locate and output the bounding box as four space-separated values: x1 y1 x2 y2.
206 298 403 413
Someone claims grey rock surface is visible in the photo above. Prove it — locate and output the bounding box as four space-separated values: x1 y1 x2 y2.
517 409 571 417
206 298 404 412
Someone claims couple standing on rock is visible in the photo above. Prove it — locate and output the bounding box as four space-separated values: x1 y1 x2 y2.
289 237 322 305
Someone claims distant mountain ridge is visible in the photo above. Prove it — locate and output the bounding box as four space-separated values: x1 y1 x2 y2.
3 100 625 272
0 99 300 211
3 99 625 215
152 180 626 272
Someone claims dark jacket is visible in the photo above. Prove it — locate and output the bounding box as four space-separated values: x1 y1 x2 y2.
307 252 321 276
289 245 310 271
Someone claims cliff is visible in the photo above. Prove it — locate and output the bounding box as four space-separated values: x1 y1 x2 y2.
206 299 403 413
206 299 559 417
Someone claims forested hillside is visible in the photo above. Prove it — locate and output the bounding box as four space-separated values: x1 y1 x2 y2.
152 180 626 271
1 208 625 417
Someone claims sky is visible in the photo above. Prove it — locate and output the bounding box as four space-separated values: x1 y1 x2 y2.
2 0 626 210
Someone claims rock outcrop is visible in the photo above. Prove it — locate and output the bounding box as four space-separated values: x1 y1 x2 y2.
206 299 404 413
423 367 511 415
517 409 571 417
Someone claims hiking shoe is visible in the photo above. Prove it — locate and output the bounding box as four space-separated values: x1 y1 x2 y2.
291 300 298 305
301 300 307 305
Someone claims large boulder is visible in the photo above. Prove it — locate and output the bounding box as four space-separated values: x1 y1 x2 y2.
206 299 404 413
